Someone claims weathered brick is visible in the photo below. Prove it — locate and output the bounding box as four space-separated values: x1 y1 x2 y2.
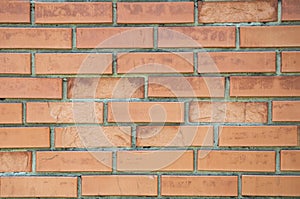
0 152 31 172
272 101 300 122
281 150 300 171
0 103 22 124
281 51 300 72
0 53 31 74
0 0 30 23
282 0 300 21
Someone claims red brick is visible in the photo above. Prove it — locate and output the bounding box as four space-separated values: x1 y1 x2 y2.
27 102 103 123
0 28 72 49
117 2 194 24
230 76 300 97
0 127 49 148
281 150 300 171
272 101 300 122
137 126 213 147
242 175 300 196
35 53 112 74
158 26 235 48
0 53 31 74
35 2 112 24
77 27 153 48
108 102 184 123
0 176 77 198
281 51 300 72
148 77 224 98
117 150 193 171
199 0 277 23
240 26 300 47
0 0 30 23
117 52 193 74
198 52 276 73
67 77 144 99
0 152 31 172
0 103 22 124
282 0 300 21
82 175 157 196
161 176 238 196
0 78 62 99
219 126 298 147
189 102 267 123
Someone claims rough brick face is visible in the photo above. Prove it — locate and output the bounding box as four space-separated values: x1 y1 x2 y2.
282 0 300 21
0 152 31 172
0 103 22 124
0 0 30 23
281 51 300 72
0 53 31 74
272 101 300 122
281 150 300 171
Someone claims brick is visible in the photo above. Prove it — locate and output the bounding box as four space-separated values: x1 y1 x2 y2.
77 27 153 48
82 175 157 196
219 126 298 147
36 151 112 172
230 76 300 97
55 126 131 148
272 101 300 122
240 26 300 47
117 2 194 24
117 150 193 171
136 126 213 147
158 26 235 48
35 2 112 24
282 0 300 21
67 77 144 99
27 102 103 123
198 52 276 73
0 127 50 148
0 28 72 49
0 0 30 23
35 53 112 74
281 51 300 72
0 53 31 74
189 102 267 123
242 175 300 196
0 152 31 172
117 52 194 74
281 150 300 171
198 150 275 172
161 176 238 196
148 77 224 98
108 102 184 123
0 78 62 99
0 103 22 124
0 176 77 198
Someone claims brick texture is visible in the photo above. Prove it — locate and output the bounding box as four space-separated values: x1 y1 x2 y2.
0 0 30 23
281 51 300 72
282 0 300 21
0 103 22 124
0 53 31 74
272 101 300 122
281 150 300 171
0 152 31 172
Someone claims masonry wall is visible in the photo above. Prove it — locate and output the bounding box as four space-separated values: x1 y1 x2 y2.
0 0 299 198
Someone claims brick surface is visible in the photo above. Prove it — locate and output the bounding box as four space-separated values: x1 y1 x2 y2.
0 0 30 23
272 101 300 122
0 152 31 172
281 51 300 72
0 103 22 124
282 0 300 21
281 150 300 171
0 53 31 74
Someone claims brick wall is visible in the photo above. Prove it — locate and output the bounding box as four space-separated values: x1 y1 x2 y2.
0 0 299 198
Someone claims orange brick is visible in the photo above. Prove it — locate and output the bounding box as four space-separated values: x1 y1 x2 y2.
199 0 277 23
0 28 72 49
282 0 300 21
219 126 298 147
108 102 184 123
27 102 103 123
0 53 31 74
161 175 238 196
55 126 131 148
0 152 31 172
67 77 144 99
35 53 112 74
281 150 300 171
117 2 194 24
189 102 267 123
36 151 112 172
242 175 300 196
148 77 224 98
0 0 30 23
0 103 22 124
35 2 112 24
0 127 49 148
117 52 194 74
0 78 62 99
136 126 213 147
198 52 276 73
272 101 300 122
240 26 300 47
117 150 193 171
198 150 275 172
82 175 157 196
281 51 300 72
77 27 153 48
158 26 235 48
0 176 77 198
230 76 300 97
